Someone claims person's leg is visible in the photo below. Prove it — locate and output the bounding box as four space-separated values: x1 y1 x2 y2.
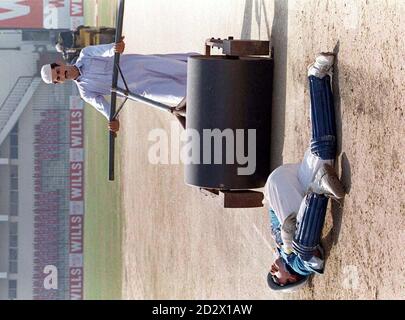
304 54 344 199
292 193 328 262
298 54 336 185
122 54 189 106
309 74 337 160
154 53 200 63
282 193 327 276
291 55 343 267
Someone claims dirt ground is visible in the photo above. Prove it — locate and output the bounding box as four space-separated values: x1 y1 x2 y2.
119 0 404 299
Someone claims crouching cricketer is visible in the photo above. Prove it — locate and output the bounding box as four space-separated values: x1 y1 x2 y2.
40 37 196 133
264 53 345 292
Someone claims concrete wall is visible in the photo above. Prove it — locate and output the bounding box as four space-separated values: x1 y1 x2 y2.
0 280 8 300
0 138 10 158
14 105 35 300
0 50 39 107
0 30 67 300
0 30 22 47
0 104 35 300
0 223 9 272
0 30 40 108
0 166 10 214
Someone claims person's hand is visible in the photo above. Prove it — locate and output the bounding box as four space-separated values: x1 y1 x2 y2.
280 212 296 255
108 119 120 136
270 262 279 275
114 36 125 54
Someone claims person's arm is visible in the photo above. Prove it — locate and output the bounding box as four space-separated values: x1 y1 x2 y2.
269 209 283 248
279 250 313 277
80 37 125 58
80 43 116 58
79 90 120 134
78 86 110 119
280 212 297 255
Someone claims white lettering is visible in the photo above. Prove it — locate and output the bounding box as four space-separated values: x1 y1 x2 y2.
203 129 234 165
43 265 58 290
70 0 83 16
148 128 169 164
147 124 257 176
153 305 186 318
0 1 30 21
236 129 256 176
71 187 82 199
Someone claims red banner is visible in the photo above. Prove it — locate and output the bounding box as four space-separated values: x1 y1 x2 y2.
69 98 84 300
69 215 83 254
70 110 83 148
0 0 43 28
69 216 83 300
70 162 83 201
69 267 83 300
70 0 83 16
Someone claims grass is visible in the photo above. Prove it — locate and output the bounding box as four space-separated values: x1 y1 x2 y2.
98 0 118 26
82 0 122 300
83 107 122 300
83 0 117 26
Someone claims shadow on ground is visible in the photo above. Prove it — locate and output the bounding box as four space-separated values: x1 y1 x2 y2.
240 0 289 171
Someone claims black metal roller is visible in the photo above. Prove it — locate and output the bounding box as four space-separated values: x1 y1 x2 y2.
185 55 273 190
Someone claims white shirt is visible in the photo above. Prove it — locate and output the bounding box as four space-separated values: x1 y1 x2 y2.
74 43 196 119
263 149 333 224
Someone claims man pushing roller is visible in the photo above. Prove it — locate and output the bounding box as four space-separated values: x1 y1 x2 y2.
264 53 345 291
41 37 195 133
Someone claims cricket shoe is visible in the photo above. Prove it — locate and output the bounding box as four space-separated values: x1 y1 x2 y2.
308 163 345 200
307 52 335 79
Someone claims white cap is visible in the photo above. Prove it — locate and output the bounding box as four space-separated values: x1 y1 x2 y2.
41 64 53 84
